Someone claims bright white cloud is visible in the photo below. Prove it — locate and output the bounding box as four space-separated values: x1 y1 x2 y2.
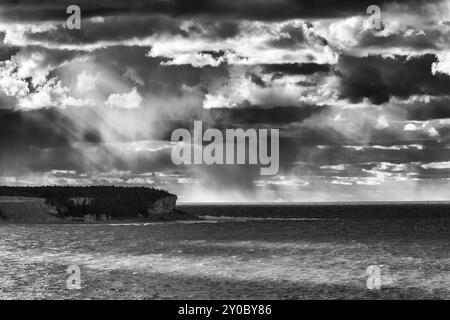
0 59 90 109
432 52 450 75
421 161 450 169
105 87 143 109
203 93 235 109
0 60 29 97
76 71 99 93
13 51 49 87
18 78 88 109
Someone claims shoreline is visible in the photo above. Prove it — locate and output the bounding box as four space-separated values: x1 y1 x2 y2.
0 211 201 225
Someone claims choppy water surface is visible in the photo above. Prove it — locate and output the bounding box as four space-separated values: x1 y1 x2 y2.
0 203 449 299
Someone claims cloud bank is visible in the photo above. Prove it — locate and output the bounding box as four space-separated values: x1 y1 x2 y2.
0 0 449 201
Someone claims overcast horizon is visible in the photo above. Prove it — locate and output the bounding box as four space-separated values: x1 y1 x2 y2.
1 0 450 202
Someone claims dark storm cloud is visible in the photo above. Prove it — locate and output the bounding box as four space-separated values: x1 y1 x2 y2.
268 24 306 48
200 50 227 60
12 14 241 50
26 15 187 45
82 46 229 101
0 107 165 175
262 63 331 75
0 109 73 149
82 129 102 144
0 106 178 175
0 0 449 201
266 22 327 48
248 73 267 87
398 97 450 121
206 20 241 39
337 54 450 104
357 31 439 50
0 109 74 174
207 105 327 125
292 141 450 166
0 0 433 21
0 38 20 61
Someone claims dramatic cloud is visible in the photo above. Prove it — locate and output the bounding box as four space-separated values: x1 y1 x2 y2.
336 54 450 104
0 0 449 201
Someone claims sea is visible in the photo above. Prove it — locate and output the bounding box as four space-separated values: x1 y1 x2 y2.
0 203 449 299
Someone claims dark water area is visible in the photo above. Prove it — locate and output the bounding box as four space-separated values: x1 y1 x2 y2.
0 203 449 299
180 202 450 219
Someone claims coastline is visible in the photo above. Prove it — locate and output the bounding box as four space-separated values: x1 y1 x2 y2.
0 186 200 223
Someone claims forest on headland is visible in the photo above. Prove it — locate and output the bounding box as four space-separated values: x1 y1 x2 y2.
0 186 173 219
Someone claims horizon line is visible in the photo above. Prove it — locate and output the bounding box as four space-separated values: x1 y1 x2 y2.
178 200 450 205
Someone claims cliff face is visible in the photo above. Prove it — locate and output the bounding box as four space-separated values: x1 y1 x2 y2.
65 195 180 222
146 195 200 221
148 195 177 215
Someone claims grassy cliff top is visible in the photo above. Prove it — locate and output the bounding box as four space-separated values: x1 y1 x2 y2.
0 186 172 202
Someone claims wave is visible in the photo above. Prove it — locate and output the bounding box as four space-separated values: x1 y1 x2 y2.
108 221 220 226
29 216 335 226
199 215 336 221
36 220 220 227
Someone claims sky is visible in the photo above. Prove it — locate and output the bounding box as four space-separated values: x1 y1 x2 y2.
0 0 450 202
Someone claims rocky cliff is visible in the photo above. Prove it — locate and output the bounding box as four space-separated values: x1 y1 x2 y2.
146 195 199 221
148 195 177 214
0 187 197 223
